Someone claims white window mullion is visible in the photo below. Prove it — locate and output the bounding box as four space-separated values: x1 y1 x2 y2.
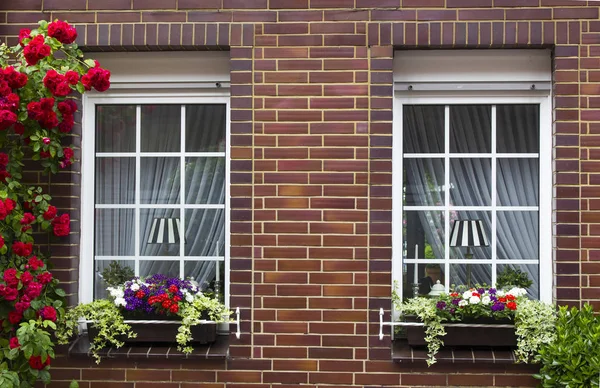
134 105 141 277
180 105 186 280
491 105 498 287
444 105 450 292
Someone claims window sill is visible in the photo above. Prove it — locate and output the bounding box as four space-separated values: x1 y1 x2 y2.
66 334 229 360
392 339 517 364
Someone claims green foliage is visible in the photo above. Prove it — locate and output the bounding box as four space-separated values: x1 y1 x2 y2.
534 304 600 387
55 300 136 364
496 266 533 290
513 298 556 363
100 261 134 288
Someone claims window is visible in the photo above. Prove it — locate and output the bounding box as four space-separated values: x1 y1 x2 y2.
392 50 552 303
79 53 230 304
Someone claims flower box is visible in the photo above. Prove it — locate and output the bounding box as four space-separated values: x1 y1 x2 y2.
87 320 217 345
404 317 517 348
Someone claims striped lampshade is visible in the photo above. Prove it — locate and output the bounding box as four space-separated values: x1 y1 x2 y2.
449 220 489 247
147 218 182 244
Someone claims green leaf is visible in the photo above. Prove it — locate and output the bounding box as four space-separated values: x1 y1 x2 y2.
34 195 43 202
84 59 95 68
76 83 85 94
69 380 79 388
55 288 66 297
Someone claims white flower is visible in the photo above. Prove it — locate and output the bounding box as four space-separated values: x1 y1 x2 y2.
481 295 491 305
114 297 127 307
462 290 473 299
107 287 124 299
130 283 140 291
469 295 480 304
496 290 506 297
458 300 468 307
185 294 194 303
508 287 527 297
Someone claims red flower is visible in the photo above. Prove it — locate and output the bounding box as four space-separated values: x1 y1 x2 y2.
52 214 70 237
0 153 9 167
173 295 181 302
28 355 50 370
3 268 19 287
63 147 74 160
506 301 517 311
506 294 516 301
20 271 33 285
23 35 51 66
65 70 79 85
13 122 24 135
59 114 74 133
28 256 44 270
169 304 179 314
20 212 35 225
161 300 172 309
37 272 52 285
8 311 22 325
135 290 145 299
18 29 31 46
168 285 179 294
81 62 111 92
4 198 15 213
15 300 31 313
3 67 28 89
9 337 20 349
39 305 57 322
0 235 4 248
12 241 33 257
43 205 57 220
499 297 507 303
48 20 77 44
0 285 18 301
25 282 42 299
57 100 77 115
0 110 17 131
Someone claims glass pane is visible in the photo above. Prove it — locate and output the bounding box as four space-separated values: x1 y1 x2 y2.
140 209 181 256
94 260 134 299
186 104 227 152
140 157 181 204
450 264 492 289
95 209 135 256
450 105 491 153
497 211 538 260
403 211 445 261
185 209 225 256
141 105 181 152
496 264 539 300
185 158 225 204
184 260 224 293
403 159 444 206
450 158 491 206
403 105 445 153
96 158 135 204
450 211 491 260
497 158 539 206
413 263 445 297
139 261 180 278
96 105 136 152
497 104 539 153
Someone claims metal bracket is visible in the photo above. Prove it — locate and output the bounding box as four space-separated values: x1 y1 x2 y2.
235 307 241 339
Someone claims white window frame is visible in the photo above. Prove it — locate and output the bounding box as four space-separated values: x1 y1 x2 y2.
392 91 552 303
80 81 231 305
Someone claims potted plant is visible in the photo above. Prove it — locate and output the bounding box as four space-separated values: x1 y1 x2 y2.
393 285 556 366
56 273 231 363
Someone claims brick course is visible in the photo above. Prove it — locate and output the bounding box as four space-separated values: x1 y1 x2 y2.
1 1 597 387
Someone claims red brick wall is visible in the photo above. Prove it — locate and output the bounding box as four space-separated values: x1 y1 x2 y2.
1 1 597 387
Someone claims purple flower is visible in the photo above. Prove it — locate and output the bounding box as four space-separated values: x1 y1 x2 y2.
477 288 485 295
491 302 505 312
451 298 460 305
488 288 497 295
436 301 446 310
449 308 456 315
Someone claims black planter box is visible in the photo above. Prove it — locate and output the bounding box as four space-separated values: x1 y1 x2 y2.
405 317 517 348
88 321 217 345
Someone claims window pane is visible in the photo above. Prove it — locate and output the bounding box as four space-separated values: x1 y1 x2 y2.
497 158 539 206
450 264 492 289
96 105 136 152
184 261 224 293
185 209 225 257
185 158 225 204
403 105 445 153
497 211 538 260
141 105 181 152
140 157 181 204
497 104 539 153
95 209 135 256
95 260 134 299
186 104 226 152
497 264 539 300
450 105 491 153
140 209 181 256
403 159 445 206
414 263 444 296
450 158 491 206
96 158 135 204
139 261 180 278
403 211 445 261
450 211 491 260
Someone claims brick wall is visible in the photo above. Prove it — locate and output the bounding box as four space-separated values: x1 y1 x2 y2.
1 1 598 387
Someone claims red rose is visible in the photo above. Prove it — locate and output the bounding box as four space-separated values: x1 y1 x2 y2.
13 122 25 135
15 300 30 313
18 29 31 46
58 100 77 115
65 70 79 85
20 271 33 285
1 286 18 301
4 198 15 213
43 205 57 220
28 355 50 370
8 311 22 325
12 241 33 257
0 235 4 248
28 256 44 270
82 64 111 92
40 97 55 111
37 272 52 285
3 67 28 89
52 213 70 237
48 20 77 44
20 212 35 225
3 268 19 287
25 282 42 299
23 35 51 66
39 305 57 322
63 147 74 160
0 110 17 131
58 114 74 133
9 337 20 349
54 82 71 97
0 153 8 167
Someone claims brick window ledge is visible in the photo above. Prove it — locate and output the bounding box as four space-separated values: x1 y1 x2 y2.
392 339 518 364
66 334 229 360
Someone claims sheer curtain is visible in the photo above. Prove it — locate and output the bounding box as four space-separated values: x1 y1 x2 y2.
403 105 539 297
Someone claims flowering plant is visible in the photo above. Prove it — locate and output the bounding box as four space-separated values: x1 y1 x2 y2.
393 284 556 366
57 273 231 363
0 19 111 387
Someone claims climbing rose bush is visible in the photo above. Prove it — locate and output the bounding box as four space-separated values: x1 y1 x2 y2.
0 20 111 387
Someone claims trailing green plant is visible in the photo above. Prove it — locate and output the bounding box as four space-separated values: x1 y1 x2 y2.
534 304 600 387
513 298 556 363
55 299 136 364
496 266 533 290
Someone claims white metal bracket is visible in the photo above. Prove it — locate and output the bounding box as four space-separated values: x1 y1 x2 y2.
235 307 241 339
